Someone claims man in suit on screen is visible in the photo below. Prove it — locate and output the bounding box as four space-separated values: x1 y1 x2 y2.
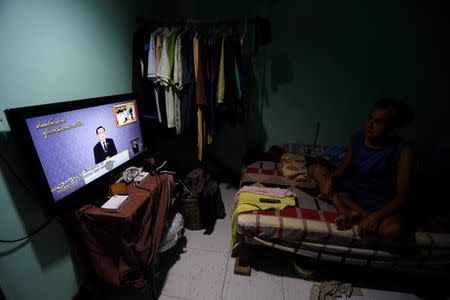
93 126 118 164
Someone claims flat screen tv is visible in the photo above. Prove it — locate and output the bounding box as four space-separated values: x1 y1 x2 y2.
5 93 146 214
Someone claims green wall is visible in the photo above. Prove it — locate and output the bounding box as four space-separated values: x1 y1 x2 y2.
261 0 449 147
0 1 138 299
144 0 449 175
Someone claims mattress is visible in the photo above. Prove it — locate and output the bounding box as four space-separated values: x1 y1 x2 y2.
238 143 450 272
236 187 450 271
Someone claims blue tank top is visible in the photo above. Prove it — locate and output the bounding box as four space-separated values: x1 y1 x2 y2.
335 131 406 211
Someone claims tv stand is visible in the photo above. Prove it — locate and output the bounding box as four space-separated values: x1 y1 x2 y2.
65 173 174 295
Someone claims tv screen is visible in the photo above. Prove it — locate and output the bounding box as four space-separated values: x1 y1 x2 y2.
6 93 145 212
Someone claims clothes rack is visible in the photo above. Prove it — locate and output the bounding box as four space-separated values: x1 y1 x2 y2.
136 16 268 27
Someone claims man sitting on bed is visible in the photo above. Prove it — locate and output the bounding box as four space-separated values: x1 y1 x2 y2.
310 99 414 239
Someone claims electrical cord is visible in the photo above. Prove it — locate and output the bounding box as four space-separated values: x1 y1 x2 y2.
0 150 34 194
0 150 56 243
0 217 55 243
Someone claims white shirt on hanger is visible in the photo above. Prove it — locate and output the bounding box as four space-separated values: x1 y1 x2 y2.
156 27 173 86
147 27 163 80
173 34 183 91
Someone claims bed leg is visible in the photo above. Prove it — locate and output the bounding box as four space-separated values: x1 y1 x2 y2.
234 237 252 276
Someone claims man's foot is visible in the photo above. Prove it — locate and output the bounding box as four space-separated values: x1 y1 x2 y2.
335 210 359 231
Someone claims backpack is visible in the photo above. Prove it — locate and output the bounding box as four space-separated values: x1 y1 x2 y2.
184 168 226 229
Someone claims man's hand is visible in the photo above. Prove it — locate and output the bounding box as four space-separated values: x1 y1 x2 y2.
358 213 382 237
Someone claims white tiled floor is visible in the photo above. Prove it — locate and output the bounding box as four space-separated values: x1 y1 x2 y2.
156 184 428 300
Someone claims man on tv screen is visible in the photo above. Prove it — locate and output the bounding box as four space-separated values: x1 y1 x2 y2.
93 126 118 164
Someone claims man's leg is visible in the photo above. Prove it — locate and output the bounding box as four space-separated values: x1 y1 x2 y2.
309 164 333 201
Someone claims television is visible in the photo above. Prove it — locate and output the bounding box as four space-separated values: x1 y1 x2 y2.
5 93 146 214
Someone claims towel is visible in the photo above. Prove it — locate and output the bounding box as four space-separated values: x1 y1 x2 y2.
231 191 296 249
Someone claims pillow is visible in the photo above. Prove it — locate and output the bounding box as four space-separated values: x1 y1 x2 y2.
279 153 309 182
282 143 346 168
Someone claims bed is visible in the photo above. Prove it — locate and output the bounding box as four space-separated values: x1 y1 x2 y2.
234 144 450 276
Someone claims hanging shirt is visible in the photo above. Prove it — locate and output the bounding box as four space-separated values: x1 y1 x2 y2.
173 35 183 91
180 32 195 132
174 92 181 134
155 28 168 76
147 27 164 123
132 31 158 121
157 28 174 86
216 34 226 104
157 28 176 128
168 28 178 77
193 33 207 105
223 35 241 125
233 34 245 123
173 35 183 134
164 86 175 128
205 34 221 138
197 108 203 161
147 27 163 79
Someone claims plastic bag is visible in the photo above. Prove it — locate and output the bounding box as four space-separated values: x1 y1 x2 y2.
158 213 184 253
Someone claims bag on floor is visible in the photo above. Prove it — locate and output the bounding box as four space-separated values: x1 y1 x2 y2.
159 213 184 253
184 168 226 229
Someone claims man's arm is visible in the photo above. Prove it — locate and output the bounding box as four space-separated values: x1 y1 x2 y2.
320 142 352 198
373 145 414 219
330 143 352 182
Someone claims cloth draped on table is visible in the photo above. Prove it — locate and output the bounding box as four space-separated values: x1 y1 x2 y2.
73 174 174 293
